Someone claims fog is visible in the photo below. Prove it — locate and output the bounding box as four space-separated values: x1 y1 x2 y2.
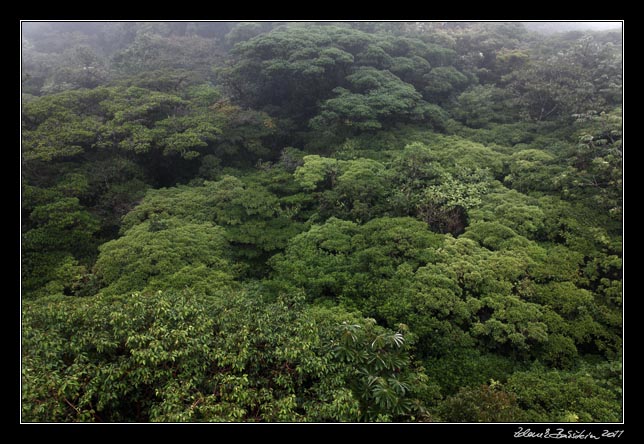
522 21 622 34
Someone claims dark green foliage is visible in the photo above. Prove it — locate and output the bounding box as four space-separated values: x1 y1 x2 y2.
310 67 432 136
111 32 222 79
22 290 220 422
21 21 622 423
22 195 100 298
506 366 622 422
219 23 465 141
331 319 436 421
565 108 623 217
422 66 469 102
22 83 275 169
23 197 99 254
424 348 520 396
504 32 622 123
451 85 514 128
438 382 524 422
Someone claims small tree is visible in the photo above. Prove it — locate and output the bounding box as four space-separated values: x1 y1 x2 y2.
332 319 434 421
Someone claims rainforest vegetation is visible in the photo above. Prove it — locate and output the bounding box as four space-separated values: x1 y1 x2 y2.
21 21 622 423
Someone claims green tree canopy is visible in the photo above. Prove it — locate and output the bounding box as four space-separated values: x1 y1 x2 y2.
22 288 432 422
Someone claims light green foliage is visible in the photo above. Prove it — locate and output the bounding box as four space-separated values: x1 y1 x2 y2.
270 216 442 305
425 237 551 358
417 167 491 234
433 230 619 363
435 236 534 296
462 221 530 251
421 168 487 210
469 188 546 239
504 148 565 193
94 218 234 296
294 155 343 191
294 155 390 222
121 175 305 271
400 137 506 178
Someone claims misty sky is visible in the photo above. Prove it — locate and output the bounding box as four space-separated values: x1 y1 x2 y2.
521 21 622 33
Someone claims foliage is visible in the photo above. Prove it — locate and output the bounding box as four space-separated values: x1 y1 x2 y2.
506 365 622 422
451 84 513 128
331 319 436 421
219 23 464 139
94 218 235 296
269 216 442 304
22 288 430 422
310 67 434 136
438 382 524 422
21 21 622 423
417 167 491 234
119 174 307 275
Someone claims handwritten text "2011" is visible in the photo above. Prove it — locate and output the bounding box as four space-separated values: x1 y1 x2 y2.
514 427 624 440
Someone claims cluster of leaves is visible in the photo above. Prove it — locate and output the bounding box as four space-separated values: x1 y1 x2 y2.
22 289 429 422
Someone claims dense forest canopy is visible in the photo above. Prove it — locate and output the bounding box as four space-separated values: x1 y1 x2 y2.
21 21 623 423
